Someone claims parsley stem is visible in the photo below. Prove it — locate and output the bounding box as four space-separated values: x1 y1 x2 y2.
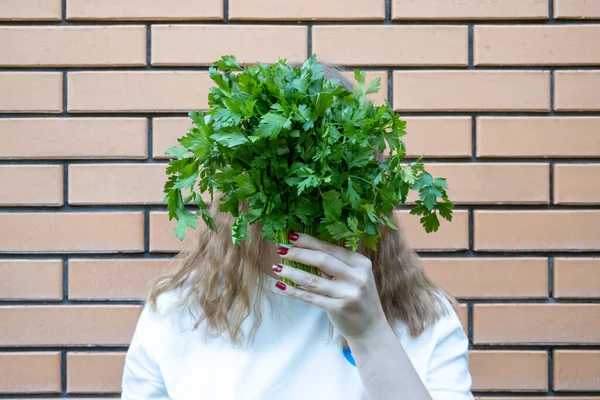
277 222 321 287
349 175 376 187
350 174 378 203
233 155 252 168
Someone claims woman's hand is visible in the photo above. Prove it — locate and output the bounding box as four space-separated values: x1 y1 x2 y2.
273 232 438 400
272 232 389 340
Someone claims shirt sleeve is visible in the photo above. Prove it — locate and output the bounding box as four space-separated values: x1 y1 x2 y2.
425 304 474 400
121 305 171 400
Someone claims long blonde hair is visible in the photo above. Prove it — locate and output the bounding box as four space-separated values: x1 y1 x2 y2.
147 61 454 347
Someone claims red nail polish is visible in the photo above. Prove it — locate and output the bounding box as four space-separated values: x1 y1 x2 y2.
288 232 299 241
272 264 283 273
277 246 288 255
275 281 286 291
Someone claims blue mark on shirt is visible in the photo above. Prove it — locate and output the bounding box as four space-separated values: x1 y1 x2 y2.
343 347 356 367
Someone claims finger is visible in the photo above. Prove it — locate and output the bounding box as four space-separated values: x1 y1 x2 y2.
273 279 340 312
287 232 369 268
278 246 353 280
272 263 340 298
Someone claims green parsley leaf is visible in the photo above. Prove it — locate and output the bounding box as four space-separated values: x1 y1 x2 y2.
212 55 241 72
210 129 249 147
231 213 248 245
254 112 289 140
322 190 343 221
365 77 381 95
343 178 361 209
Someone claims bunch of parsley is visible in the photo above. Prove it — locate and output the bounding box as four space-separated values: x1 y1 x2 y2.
163 55 453 261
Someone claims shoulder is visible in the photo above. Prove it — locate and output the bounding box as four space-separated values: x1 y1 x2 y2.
122 290 187 398
432 294 465 341
396 292 466 356
142 289 183 324
134 288 191 351
397 292 468 361
148 288 186 317
424 295 473 398
403 292 464 340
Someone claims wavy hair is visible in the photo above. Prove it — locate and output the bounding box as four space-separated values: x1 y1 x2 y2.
147 61 454 347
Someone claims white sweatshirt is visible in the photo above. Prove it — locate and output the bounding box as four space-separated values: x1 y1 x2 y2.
122 275 474 400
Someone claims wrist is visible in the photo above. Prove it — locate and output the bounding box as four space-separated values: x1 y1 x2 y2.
346 314 395 348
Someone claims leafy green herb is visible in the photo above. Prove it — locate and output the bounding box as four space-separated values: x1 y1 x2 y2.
163 55 454 252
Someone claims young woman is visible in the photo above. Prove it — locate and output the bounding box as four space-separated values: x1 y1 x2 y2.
121 65 474 400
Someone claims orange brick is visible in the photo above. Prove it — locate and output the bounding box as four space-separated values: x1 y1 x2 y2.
67 0 222 20
554 258 600 298
469 351 548 391
0 260 63 300
67 352 125 393
392 0 548 20
312 26 468 66
555 70 600 111
69 164 169 205
0 165 63 206
0 26 146 67
0 0 61 20
554 164 600 204
403 117 472 158
153 117 192 159
414 163 549 204
474 304 600 344
423 258 548 299
554 0 600 18
149 211 198 253
0 72 62 113
152 25 306 66
0 352 61 393
474 25 600 66
68 258 170 300
0 306 141 346
395 210 469 251
393 71 550 111
554 350 600 391
68 71 211 113
0 212 144 252
476 117 600 158
474 210 600 251
0 118 147 160
67 0 223 21
230 0 383 20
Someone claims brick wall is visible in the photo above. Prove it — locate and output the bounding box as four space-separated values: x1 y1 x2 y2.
1 0 599 397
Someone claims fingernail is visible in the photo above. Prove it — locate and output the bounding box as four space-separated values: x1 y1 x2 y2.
272 264 283 273
288 232 300 241
275 281 286 291
277 246 289 255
